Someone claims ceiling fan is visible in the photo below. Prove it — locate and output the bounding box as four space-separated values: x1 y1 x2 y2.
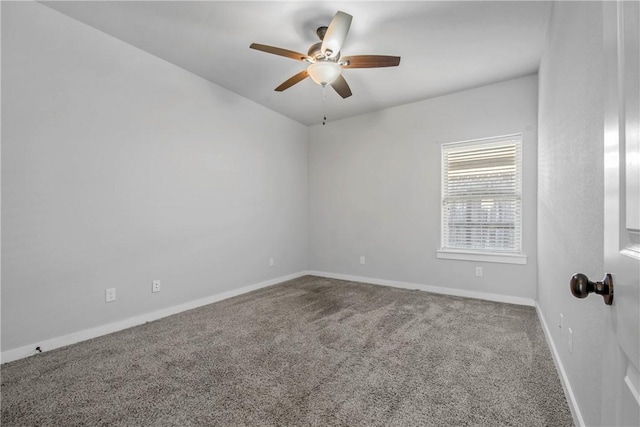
250 11 401 99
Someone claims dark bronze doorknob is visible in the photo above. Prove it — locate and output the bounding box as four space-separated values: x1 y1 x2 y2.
570 273 614 305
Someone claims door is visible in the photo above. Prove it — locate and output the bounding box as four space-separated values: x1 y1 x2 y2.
602 1 640 426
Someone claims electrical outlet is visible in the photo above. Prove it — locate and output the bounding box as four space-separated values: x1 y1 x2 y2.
152 280 161 293
269 257 274 267
105 288 116 303
559 313 564 335
568 328 573 353
360 256 365 265
475 267 483 277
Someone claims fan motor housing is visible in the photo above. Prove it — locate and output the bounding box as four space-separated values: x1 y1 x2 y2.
307 42 324 59
308 26 341 61
308 42 339 61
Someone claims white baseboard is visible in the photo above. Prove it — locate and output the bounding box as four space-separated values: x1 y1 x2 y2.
0 270 536 364
535 302 584 427
308 270 535 306
1 271 307 364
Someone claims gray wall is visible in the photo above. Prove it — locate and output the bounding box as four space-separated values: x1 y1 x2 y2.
308 75 538 300
1 2 308 351
537 2 605 426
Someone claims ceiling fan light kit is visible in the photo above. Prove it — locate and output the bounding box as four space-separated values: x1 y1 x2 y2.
307 61 341 86
249 10 401 99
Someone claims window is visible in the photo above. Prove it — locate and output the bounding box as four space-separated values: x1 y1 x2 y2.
437 134 526 264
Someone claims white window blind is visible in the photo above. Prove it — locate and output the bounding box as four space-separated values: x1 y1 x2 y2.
441 135 522 253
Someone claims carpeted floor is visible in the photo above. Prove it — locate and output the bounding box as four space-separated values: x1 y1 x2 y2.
1 275 573 426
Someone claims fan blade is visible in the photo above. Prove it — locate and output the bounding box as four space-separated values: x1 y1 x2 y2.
331 74 352 98
341 55 401 68
321 11 352 59
250 43 308 61
275 70 309 91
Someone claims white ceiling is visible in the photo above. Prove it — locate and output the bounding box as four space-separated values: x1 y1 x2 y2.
41 1 552 126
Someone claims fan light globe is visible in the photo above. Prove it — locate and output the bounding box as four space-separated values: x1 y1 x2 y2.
307 62 341 86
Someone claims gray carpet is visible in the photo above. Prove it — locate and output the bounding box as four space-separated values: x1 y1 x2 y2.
1 275 573 426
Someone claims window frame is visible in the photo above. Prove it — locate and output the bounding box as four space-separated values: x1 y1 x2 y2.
436 134 527 265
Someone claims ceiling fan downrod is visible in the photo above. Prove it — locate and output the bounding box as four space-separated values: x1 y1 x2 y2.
316 26 328 40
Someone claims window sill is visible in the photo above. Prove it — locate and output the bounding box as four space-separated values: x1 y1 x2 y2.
436 249 527 265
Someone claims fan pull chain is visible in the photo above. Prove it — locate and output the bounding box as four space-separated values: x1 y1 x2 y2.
322 84 327 125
